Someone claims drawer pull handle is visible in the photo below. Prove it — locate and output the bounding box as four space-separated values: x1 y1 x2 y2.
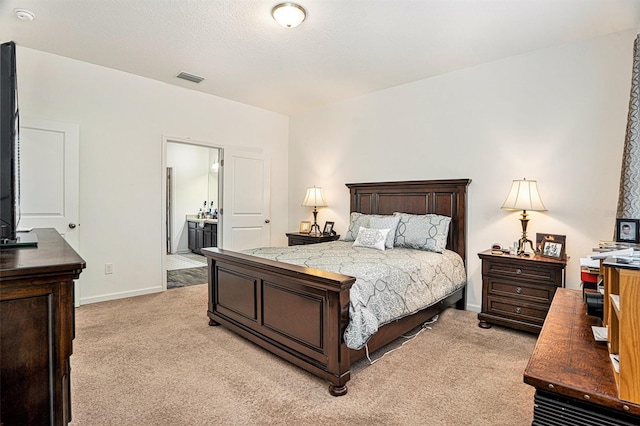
516 287 522 294
515 268 522 275
515 307 522 314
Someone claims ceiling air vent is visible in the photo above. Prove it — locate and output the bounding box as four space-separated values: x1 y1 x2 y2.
176 71 205 84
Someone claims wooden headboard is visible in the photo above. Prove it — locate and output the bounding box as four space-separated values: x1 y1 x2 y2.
346 179 471 263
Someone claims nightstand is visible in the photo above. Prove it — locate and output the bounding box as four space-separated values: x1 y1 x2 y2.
477 250 567 333
286 232 340 246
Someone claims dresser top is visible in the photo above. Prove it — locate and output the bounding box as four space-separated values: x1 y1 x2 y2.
524 289 640 416
478 249 567 266
0 228 86 279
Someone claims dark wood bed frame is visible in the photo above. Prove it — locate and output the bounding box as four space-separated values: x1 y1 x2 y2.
202 179 471 396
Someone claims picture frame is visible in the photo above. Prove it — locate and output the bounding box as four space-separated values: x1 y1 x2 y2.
299 221 311 234
323 221 335 235
616 218 640 243
535 233 566 255
540 237 565 259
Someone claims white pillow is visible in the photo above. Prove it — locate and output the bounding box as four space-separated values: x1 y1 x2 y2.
369 215 401 248
352 226 390 251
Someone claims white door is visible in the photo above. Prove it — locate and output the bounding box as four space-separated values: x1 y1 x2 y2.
221 150 270 250
18 118 81 302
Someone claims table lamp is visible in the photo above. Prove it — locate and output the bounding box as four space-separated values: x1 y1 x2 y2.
501 178 547 255
302 186 327 236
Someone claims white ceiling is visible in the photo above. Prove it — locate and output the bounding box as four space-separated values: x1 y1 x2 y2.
1 0 639 115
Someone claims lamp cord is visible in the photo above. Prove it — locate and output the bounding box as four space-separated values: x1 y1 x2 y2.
364 315 439 365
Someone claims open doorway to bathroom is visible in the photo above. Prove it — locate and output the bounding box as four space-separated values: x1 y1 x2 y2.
165 140 221 289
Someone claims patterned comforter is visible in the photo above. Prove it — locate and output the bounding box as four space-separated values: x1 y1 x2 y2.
243 241 466 350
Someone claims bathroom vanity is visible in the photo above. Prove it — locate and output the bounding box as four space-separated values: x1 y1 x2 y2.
187 216 218 253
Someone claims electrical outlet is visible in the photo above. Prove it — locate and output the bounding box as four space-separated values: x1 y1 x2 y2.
105 263 113 274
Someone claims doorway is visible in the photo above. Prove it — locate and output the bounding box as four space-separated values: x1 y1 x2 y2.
163 138 221 289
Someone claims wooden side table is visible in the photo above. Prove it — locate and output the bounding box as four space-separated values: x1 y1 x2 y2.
478 250 566 333
286 232 340 246
524 289 640 422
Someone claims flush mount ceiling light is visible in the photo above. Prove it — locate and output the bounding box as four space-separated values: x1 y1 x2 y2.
15 9 35 21
272 3 306 28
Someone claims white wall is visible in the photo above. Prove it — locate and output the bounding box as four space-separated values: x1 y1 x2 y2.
17 47 289 304
166 142 211 253
289 30 636 312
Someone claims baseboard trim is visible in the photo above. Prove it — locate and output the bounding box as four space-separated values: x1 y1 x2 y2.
466 303 481 313
80 286 164 305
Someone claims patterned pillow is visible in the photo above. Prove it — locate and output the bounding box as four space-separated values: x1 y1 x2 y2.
352 227 390 251
393 213 451 253
343 213 384 241
369 215 401 248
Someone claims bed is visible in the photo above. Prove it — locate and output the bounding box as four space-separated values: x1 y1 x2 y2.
202 179 471 396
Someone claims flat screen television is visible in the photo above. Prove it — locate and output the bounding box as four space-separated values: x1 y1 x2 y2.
1 41 18 244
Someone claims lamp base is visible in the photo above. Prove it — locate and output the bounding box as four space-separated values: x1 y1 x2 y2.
310 209 321 236
517 237 536 255
309 225 321 236
517 210 536 255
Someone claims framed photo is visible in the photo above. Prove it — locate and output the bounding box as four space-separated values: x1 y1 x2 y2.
299 221 311 234
535 233 566 254
323 221 335 235
616 218 640 243
540 238 565 259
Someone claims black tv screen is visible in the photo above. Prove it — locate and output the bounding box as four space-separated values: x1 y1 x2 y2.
0 41 18 243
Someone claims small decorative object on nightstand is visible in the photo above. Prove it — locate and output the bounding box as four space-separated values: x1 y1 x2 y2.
286 232 340 246
477 249 566 333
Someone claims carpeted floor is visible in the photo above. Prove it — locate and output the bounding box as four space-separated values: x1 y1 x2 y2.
167 266 208 289
70 285 538 425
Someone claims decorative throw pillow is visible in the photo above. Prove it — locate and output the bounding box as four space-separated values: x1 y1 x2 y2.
369 215 401 248
393 213 451 253
344 213 375 241
352 227 390 251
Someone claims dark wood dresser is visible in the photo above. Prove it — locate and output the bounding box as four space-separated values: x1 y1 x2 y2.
0 228 86 426
524 289 640 424
478 250 566 333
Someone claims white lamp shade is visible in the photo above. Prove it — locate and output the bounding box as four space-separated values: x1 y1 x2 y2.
302 186 327 208
272 3 306 28
501 179 547 212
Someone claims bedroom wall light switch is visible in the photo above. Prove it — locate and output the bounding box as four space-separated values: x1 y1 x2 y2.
105 263 113 274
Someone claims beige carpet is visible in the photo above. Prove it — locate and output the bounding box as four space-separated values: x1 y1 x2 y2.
70 284 537 425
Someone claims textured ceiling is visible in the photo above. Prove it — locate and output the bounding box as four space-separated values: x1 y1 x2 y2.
1 0 639 115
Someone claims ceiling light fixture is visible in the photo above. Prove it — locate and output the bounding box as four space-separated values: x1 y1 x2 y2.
15 9 35 21
272 3 306 29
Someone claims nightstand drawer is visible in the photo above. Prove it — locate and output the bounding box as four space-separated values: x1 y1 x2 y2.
486 278 556 305
485 296 548 324
483 260 561 285
289 237 315 246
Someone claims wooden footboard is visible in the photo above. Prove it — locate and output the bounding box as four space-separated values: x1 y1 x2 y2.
204 179 470 395
204 247 465 395
204 248 357 396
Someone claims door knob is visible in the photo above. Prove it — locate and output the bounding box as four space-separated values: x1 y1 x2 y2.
265 219 270 223
68 223 77 229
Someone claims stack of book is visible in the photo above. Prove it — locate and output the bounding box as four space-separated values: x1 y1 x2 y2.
597 240 640 251
580 245 639 319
